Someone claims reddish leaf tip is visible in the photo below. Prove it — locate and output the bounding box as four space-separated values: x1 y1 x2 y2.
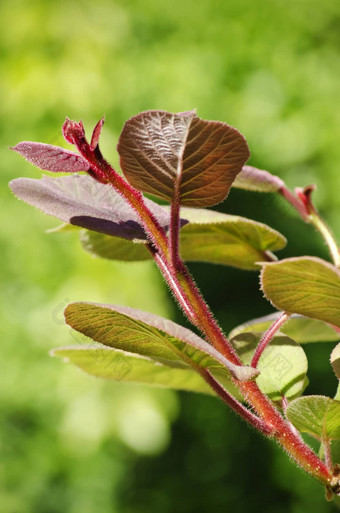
62 118 85 145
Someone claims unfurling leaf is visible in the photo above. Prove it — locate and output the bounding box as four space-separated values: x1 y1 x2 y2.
11 142 90 173
52 346 214 395
64 302 259 383
261 257 340 329
331 343 340 379
286 395 340 441
9 175 173 241
117 110 250 207
232 165 285 193
80 207 286 270
90 117 105 150
230 332 308 401
229 312 340 343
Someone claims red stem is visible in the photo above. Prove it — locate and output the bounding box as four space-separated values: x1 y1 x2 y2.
69 122 335 490
279 186 309 221
169 184 182 269
251 312 290 367
200 369 273 435
323 439 333 472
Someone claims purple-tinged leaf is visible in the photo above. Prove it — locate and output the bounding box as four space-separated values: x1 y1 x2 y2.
11 142 90 173
117 110 250 207
232 165 285 193
51 346 215 395
64 302 260 383
90 117 105 150
9 174 173 241
62 118 86 145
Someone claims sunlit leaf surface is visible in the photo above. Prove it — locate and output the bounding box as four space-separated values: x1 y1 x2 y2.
118 110 250 207
286 395 340 440
64 302 259 383
261 257 340 329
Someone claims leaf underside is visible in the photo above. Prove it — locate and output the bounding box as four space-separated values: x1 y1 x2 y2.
52 346 214 395
9 175 173 241
232 165 285 193
117 110 250 207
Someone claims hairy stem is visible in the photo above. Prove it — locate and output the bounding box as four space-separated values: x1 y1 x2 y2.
322 439 333 472
251 312 290 367
169 184 182 269
153 211 333 485
70 133 170 259
70 124 335 489
152 235 333 486
199 369 273 435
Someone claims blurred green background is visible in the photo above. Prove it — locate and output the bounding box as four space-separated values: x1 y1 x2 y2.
2 0 340 511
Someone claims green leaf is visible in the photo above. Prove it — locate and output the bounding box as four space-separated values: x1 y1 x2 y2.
331 343 340 379
64 302 259 383
229 312 340 343
178 208 286 269
117 110 250 207
80 208 286 270
231 332 308 401
261 257 340 329
51 346 214 395
286 395 340 441
232 165 285 193
80 230 149 261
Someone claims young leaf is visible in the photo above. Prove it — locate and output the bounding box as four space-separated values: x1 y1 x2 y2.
11 142 90 173
52 346 214 395
9 175 172 241
286 396 340 441
232 165 285 193
331 343 340 379
261 257 340 329
230 332 308 401
229 312 340 343
117 110 250 207
80 208 286 270
64 302 259 383
90 117 105 150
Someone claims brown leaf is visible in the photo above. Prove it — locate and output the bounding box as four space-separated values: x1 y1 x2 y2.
117 110 250 207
